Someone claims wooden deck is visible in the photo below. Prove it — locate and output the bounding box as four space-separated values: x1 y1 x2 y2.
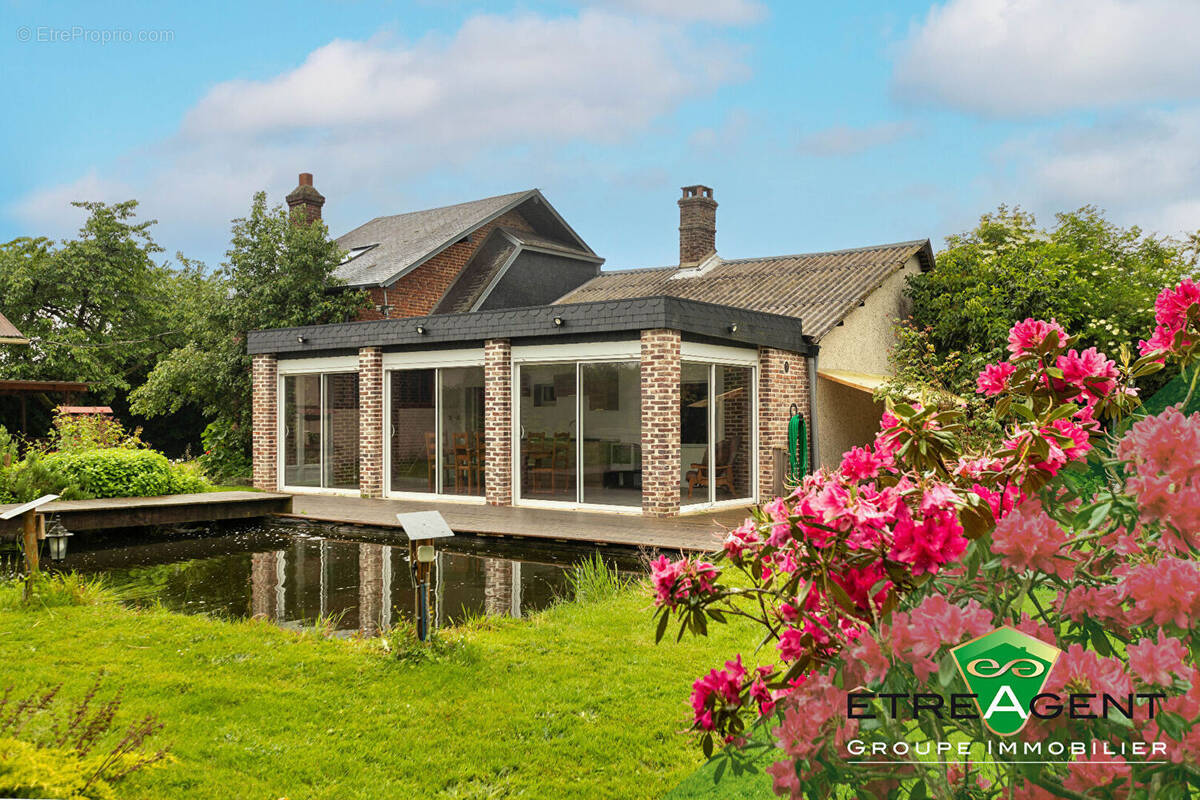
0 491 292 536
282 495 746 552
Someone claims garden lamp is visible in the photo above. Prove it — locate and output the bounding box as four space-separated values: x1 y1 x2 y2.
44 516 73 561
395 511 455 642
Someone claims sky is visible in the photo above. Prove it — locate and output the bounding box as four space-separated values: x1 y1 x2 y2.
3 0 1199 271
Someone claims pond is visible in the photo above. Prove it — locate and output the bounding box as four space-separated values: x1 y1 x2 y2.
46 521 646 636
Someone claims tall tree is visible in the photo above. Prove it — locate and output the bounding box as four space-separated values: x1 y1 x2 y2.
131 193 368 475
0 201 183 396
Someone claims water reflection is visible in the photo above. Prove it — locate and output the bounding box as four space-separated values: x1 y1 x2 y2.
56 524 640 637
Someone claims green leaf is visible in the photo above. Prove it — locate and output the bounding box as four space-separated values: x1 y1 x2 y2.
654 608 670 644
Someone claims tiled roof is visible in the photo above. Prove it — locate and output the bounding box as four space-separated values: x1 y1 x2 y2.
555 240 933 340
334 190 536 288
0 311 27 343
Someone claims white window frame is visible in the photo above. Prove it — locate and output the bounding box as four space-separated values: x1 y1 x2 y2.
679 357 759 514
511 354 644 514
384 358 487 504
276 363 362 496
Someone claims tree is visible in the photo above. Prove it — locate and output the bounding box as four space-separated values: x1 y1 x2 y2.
130 193 368 477
0 201 183 397
904 206 1197 395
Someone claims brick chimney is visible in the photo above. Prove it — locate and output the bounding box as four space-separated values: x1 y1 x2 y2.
678 185 716 266
286 172 325 225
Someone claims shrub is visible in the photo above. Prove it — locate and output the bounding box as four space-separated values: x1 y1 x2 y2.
41 449 210 499
0 448 86 504
652 280 1200 797
42 410 143 455
197 419 251 482
0 676 168 800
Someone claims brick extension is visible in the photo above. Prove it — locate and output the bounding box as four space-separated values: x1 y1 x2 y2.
757 346 811 502
251 353 278 491
358 347 384 498
641 329 681 516
483 338 513 506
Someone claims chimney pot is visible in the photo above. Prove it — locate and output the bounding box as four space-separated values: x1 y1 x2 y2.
678 184 717 266
286 172 325 225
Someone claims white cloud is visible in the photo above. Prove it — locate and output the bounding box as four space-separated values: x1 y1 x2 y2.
588 0 765 24
10 10 747 260
797 121 916 156
892 0 1200 116
998 108 1200 235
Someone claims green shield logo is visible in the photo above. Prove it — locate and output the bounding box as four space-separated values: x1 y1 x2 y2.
950 626 1061 736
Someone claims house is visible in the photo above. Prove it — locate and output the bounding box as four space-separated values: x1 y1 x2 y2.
248 175 934 517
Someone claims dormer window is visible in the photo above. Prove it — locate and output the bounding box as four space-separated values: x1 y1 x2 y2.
340 244 377 265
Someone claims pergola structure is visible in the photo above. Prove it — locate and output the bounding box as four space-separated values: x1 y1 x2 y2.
0 312 90 433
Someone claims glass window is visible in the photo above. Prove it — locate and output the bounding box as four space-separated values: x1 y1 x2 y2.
680 362 710 504
680 362 755 505
283 372 360 490
283 374 322 487
440 367 486 497
323 373 360 490
580 362 641 507
518 363 577 502
389 369 436 493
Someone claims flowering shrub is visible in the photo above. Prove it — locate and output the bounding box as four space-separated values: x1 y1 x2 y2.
652 280 1200 798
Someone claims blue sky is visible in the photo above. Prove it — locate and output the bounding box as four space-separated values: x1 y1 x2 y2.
3 0 1199 270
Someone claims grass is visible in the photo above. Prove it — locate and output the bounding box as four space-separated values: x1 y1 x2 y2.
0 571 762 800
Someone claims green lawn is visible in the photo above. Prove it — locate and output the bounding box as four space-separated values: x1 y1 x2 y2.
0 578 762 800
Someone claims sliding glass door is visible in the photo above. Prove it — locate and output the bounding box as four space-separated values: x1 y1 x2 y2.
680 362 754 507
517 361 641 508
388 366 485 497
282 372 360 490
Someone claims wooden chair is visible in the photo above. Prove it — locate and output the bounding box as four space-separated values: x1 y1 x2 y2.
686 435 740 499
551 432 574 493
448 432 474 494
525 432 553 494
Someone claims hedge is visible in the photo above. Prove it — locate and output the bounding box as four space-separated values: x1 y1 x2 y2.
40 449 209 499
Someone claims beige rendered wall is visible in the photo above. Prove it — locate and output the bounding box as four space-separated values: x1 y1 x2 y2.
814 256 920 468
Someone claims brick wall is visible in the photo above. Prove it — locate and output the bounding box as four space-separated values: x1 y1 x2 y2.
641 329 681 516
358 347 384 498
251 353 278 490
358 210 536 321
757 347 811 502
484 339 512 506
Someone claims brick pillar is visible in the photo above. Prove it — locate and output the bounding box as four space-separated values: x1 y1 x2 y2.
358 543 385 636
641 329 681 517
251 353 278 491
757 347 811 502
484 339 513 506
358 347 384 498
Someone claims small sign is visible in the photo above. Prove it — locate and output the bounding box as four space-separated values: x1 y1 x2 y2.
395 510 455 541
0 494 60 520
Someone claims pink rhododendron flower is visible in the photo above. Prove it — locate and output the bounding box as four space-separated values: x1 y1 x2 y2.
690 655 747 731
1041 644 1132 720
888 596 992 682
650 556 719 609
1128 631 1189 688
1062 757 1130 794
991 500 1074 579
723 518 762 559
831 561 891 614
839 445 883 481
1008 318 1068 357
1118 406 1200 551
843 631 891 688
976 361 1017 395
1056 347 1117 400
947 763 991 790
1139 278 1200 358
1014 612 1056 646
1122 558 1200 629
1060 584 1127 628
1141 666 1200 765
771 670 856 765
888 503 967 577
